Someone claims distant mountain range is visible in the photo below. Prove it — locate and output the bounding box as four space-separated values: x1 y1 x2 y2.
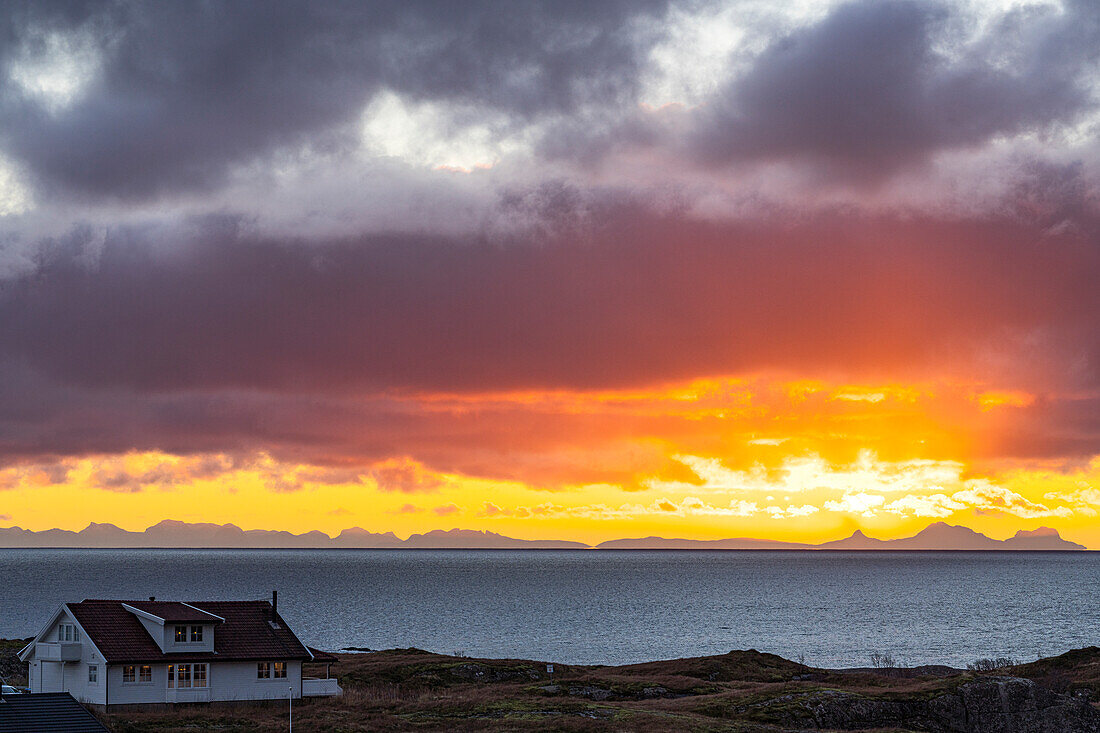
0 520 1086 550
597 524 1085 551
0 520 587 549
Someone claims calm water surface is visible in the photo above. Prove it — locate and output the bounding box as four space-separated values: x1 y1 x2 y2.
0 549 1095 668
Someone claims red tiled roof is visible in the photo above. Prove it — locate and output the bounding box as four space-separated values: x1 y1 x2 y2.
123 600 223 623
67 600 311 664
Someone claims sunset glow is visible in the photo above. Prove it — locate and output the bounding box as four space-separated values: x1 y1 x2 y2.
2 373 1098 546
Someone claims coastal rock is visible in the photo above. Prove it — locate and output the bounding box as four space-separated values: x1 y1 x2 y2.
751 676 1100 732
444 663 542 683
568 685 614 701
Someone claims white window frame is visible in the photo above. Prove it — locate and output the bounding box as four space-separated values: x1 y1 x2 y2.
190 625 203 642
273 661 287 679
123 664 152 685
88 665 97 683
174 625 187 643
257 661 271 679
58 623 78 642
167 663 206 689
176 664 191 689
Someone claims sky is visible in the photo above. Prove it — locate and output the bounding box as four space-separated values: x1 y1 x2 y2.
1 0 1099 546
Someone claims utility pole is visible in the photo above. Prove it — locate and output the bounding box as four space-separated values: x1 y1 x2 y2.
289 685 293 732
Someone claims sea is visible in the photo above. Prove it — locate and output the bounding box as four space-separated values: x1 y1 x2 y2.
1 549 1096 669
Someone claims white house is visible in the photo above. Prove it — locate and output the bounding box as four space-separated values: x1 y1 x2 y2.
18 593 341 706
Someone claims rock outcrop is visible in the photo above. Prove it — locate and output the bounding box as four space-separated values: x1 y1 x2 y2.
749 676 1100 732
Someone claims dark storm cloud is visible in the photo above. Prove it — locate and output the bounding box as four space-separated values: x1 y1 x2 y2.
0 0 667 200
691 0 1098 178
3 0 1096 201
1 201 1099 478
3 207 1099 398
1 200 1099 473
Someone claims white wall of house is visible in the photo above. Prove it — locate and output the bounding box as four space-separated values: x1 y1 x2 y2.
133 614 164 648
208 660 303 702
107 663 169 705
90 660 304 705
28 658 61 694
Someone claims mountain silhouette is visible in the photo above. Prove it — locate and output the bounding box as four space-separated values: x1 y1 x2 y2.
0 520 1085 550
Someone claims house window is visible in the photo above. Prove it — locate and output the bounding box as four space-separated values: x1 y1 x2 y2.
177 664 191 689
58 623 78 642
190 625 203 642
123 664 152 684
257 662 270 679
167 664 204 689
88 665 97 683
273 661 287 679
174 625 187 642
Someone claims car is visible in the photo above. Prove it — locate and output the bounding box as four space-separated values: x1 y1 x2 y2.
1 684 25 695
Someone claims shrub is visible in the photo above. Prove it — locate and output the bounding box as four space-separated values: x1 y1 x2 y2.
966 657 1016 672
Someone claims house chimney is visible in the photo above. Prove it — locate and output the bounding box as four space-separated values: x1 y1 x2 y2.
149 596 156 602
272 590 278 617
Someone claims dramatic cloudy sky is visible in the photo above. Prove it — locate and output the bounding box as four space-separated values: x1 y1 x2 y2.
1 0 1099 545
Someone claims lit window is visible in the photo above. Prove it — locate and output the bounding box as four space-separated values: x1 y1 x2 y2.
257 662 270 679
190 625 203 642
167 664 174 689
177 664 191 689
123 665 135 683
88 665 97 683
139 665 152 683
174 625 187 642
273 661 287 679
193 663 208 688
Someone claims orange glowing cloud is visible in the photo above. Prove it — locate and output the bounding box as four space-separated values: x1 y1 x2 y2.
970 390 1036 411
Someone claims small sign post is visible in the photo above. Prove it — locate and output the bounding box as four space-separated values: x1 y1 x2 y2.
546 663 554 683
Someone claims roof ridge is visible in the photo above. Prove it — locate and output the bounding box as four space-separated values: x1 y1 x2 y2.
77 598 270 604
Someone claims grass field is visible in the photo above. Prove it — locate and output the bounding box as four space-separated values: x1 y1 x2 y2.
5 640 1100 731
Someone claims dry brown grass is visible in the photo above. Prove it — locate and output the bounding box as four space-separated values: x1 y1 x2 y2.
13 644 1099 732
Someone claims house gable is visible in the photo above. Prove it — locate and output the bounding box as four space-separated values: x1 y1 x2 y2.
18 604 107 667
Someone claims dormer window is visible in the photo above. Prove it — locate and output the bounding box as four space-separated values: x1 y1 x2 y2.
174 624 203 643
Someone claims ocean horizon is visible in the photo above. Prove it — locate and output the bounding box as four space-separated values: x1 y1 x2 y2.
3 548 1096 669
